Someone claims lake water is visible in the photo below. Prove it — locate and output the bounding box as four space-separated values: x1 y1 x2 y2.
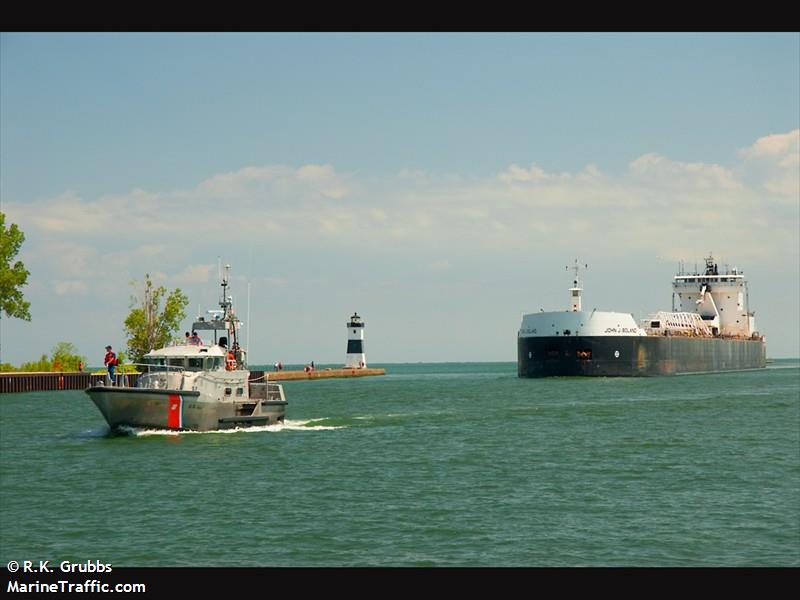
1 361 798 566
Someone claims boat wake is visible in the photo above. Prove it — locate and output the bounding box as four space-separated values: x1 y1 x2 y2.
114 419 343 437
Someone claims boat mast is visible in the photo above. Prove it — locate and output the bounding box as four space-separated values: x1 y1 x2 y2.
220 264 238 350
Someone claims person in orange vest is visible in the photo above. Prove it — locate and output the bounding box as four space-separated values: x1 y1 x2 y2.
226 350 236 371
104 345 117 382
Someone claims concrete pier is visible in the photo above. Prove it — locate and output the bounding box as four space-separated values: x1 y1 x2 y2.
251 368 385 381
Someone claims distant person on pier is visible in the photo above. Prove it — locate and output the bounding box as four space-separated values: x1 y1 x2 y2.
104 345 117 384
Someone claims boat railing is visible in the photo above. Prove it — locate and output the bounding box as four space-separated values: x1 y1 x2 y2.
105 363 185 389
250 381 285 402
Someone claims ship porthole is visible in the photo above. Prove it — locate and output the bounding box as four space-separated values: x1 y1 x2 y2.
614 350 620 358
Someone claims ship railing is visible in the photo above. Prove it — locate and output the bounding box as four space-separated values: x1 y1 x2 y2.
105 363 185 389
249 381 285 402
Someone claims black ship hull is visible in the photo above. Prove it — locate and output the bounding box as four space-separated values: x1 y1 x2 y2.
518 335 766 377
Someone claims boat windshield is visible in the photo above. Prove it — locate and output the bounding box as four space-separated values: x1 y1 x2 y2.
142 355 224 372
186 356 224 371
141 357 168 373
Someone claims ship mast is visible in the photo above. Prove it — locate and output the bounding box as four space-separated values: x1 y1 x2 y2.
567 259 588 312
220 264 239 350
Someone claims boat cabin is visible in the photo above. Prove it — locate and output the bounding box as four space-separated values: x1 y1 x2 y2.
141 345 228 372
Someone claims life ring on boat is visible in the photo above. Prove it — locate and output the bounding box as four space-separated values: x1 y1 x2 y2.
226 352 236 371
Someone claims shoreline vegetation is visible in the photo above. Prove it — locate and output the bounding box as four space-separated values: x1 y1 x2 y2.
0 341 89 374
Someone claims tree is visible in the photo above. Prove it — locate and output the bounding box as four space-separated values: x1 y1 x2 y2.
0 212 31 321
124 274 189 363
50 341 87 371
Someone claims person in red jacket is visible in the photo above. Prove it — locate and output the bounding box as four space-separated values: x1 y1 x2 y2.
104 345 117 382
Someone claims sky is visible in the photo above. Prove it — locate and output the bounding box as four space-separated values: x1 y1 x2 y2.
1 32 799 365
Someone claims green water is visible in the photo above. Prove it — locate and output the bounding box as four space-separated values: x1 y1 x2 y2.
1 361 798 566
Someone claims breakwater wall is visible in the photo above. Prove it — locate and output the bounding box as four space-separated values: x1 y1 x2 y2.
0 372 141 394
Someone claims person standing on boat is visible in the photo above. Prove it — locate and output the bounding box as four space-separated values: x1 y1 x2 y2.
189 331 201 345
104 345 117 384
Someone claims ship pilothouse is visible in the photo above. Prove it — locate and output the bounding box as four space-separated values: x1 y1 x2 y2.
666 254 758 339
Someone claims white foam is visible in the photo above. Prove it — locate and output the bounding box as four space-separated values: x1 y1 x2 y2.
116 419 342 437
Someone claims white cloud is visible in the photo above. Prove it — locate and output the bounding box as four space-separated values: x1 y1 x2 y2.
429 259 451 270
739 129 800 159
738 129 799 198
54 280 88 296
628 153 740 190
171 264 213 285
196 163 350 201
5 131 797 301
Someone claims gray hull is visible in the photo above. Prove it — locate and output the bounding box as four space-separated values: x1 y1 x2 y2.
86 385 287 431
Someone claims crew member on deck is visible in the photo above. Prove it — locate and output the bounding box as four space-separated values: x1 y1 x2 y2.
104 345 117 383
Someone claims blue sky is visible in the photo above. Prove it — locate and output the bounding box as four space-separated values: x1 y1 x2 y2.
2 32 798 364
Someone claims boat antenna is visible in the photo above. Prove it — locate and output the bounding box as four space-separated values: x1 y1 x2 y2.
246 279 251 353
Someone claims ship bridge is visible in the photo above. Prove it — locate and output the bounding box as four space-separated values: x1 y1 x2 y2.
672 254 756 338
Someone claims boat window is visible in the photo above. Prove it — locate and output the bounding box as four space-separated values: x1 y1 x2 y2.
142 357 167 372
167 358 185 369
236 388 244 396
224 387 232 396
187 357 204 371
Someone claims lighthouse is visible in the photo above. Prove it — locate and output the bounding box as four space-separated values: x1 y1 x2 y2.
345 312 367 368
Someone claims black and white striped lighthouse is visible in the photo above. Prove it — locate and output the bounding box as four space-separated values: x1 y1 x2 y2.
345 312 367 369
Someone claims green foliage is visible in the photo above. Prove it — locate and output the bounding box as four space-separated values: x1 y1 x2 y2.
124 274 189 363
50 341 87 372
20 354 51 372
0 211 32 321
1 342 87 372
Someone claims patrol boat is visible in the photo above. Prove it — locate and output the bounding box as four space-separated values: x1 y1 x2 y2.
518 256 767 377
86 266 287 431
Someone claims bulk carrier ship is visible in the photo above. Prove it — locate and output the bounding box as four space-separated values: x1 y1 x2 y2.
518 256 766 377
